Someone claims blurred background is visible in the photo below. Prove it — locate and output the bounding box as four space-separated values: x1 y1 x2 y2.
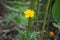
0 0 60 40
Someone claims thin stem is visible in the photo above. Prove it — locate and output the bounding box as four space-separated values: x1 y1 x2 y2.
27 18 32 32
35 0 40 31
27 0 36 32
29 0 36 9
46 0 52 40
41 0 50 40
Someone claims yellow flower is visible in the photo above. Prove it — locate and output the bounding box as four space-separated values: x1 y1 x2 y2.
49 32 54 37
24 9 34 18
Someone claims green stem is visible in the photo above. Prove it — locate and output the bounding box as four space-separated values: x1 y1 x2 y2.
46 0 52 40
27 0 36 32
41 0 50 40
46 11 50 40
35 0 40 31
30 0 36 9
27 18 32 32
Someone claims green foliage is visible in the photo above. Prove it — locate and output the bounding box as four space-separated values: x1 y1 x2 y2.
4 12 28 24
16 13 28 24
53 23 60 29
16 26 40 40
52 0 60 23
5 1 29 12
4 1 29 24
4 12 18 23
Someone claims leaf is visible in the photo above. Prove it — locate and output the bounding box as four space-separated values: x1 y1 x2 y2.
4 12 18 23
30 32 40 40
5 1 29 12
53 23 60 29
16 27 26 40
52 0 60 23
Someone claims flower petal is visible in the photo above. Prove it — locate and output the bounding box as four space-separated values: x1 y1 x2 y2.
25 15 29 18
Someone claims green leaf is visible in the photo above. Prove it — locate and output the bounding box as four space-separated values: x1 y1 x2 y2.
5 1 29 12
16 27 26 40
53 23 60 29
30 32 40 40
52 0 60 23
